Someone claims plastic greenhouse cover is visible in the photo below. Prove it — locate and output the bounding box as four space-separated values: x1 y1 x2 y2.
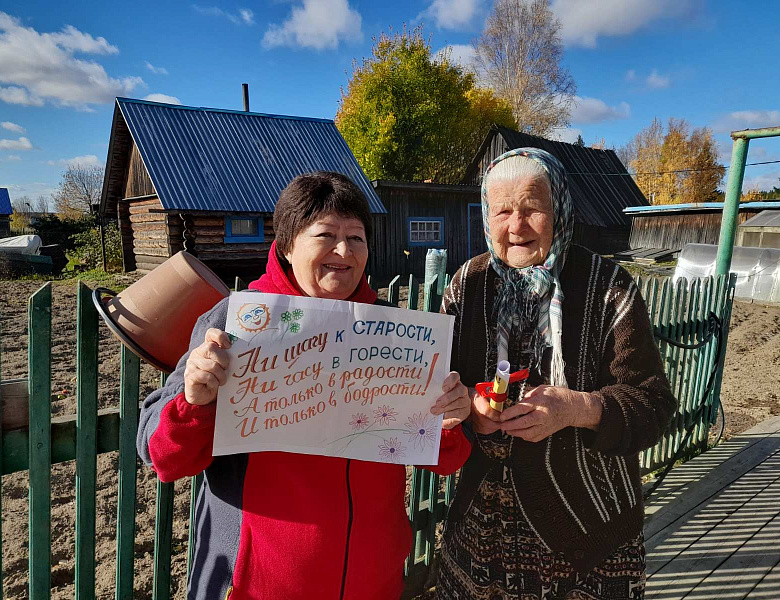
0 234 42 255
673 243 780 304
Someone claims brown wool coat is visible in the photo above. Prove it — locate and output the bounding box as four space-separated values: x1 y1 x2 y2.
442 246 677 573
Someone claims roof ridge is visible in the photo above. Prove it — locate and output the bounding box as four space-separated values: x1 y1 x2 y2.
116 97 334 124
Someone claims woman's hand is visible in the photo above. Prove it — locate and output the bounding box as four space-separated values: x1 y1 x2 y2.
430 371 471 430
469 389 503 435
184 328 232 406
499 385 602 442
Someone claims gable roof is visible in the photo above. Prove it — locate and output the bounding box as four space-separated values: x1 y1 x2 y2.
0 188 11 215
464 125 648 227
100 97 385 217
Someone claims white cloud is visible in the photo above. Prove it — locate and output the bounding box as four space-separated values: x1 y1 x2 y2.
646 69 670 89
49 24 118 54
552 0 700 48
0 136 32 150
549 127 583 144
570 96 630 124
0 86 44 106
743 170 780 192
192 5 255 25
625 69 636 81
0 12 144 108
713 110 780 133
5 154 20 160
239 9 255 25
436 44 477 70
145 61 169 75
47 154 101 167
1 121 24 133
6 181 58 200
419 0 481 31
263 0 362 50
143 93 182 105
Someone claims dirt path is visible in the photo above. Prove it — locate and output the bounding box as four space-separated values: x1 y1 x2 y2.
1 278 778 598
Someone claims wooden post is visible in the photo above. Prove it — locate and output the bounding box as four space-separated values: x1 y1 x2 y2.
153 373 174 600
28 283 52 600
76 282 99 600
99 218 107 272
116 346 140 599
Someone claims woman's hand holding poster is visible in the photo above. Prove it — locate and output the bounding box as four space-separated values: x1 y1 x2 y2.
213 292 454 465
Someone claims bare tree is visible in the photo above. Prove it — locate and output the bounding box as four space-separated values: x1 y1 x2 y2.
12 195 32 214
34 195 50 213
53 163 103 217
474 0 576 137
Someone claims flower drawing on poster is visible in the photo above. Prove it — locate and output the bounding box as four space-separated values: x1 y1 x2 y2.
350 413 369 430
405 412 437 451
378 438 406 463
374 404 398 426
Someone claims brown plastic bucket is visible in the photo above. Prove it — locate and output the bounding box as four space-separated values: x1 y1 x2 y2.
93 251 230 373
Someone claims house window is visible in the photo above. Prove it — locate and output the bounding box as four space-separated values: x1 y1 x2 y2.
225 217 265 244
408 217 444 247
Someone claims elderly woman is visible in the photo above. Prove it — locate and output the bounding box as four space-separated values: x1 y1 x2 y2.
436 149 676 600
137 171 473 600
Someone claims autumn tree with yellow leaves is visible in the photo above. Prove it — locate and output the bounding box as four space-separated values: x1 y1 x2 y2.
624 118 724 205
336 26 516 184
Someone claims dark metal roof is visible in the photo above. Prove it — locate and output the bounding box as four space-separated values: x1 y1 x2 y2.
464 125 648 227
0 188 11 215
101 97 385 215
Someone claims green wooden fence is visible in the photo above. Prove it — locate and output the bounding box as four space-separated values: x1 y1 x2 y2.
0 271 735 599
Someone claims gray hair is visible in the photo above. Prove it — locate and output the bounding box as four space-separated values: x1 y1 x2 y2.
484 154 551 196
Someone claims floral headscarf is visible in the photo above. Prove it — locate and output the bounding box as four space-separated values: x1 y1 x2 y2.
481 148 574 386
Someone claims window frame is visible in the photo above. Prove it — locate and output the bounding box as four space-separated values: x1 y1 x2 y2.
407 216 444 247
225 216 265 244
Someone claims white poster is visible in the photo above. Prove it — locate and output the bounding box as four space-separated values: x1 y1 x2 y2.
213 292 454 465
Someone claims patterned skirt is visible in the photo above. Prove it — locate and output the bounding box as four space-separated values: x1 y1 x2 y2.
436 458 645 600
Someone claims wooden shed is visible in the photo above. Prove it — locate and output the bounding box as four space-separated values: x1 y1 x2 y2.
463 125 648 254
368 181 483 282
99 97 385 280
625 202 780 252
0 188 11 238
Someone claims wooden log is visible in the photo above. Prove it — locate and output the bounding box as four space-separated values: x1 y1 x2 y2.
134 241 169 250
133 233 169 244
128 201 163 214
191 226 225 237
192 235 224 245
134 246 170 257
191 217 224 227
129 213 166 224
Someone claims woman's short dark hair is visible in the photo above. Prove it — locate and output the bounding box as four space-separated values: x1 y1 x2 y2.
273 171 373 258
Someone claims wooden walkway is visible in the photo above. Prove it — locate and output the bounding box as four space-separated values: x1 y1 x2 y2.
644 415 780 599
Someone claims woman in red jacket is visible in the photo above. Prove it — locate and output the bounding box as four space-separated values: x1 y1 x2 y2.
137 171 473 600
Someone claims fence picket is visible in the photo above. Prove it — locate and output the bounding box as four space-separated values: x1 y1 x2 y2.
187 472 204 580
153 480 175 600
76 282 99 600
116 346 140 600
153 373 174 600
387 275 401 305
407 276 419 310
28 283 52 600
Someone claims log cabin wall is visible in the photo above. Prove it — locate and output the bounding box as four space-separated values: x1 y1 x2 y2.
191 214 274 281
128 197 170 273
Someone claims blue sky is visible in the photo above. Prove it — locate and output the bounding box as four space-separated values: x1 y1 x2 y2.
1 0 779 207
